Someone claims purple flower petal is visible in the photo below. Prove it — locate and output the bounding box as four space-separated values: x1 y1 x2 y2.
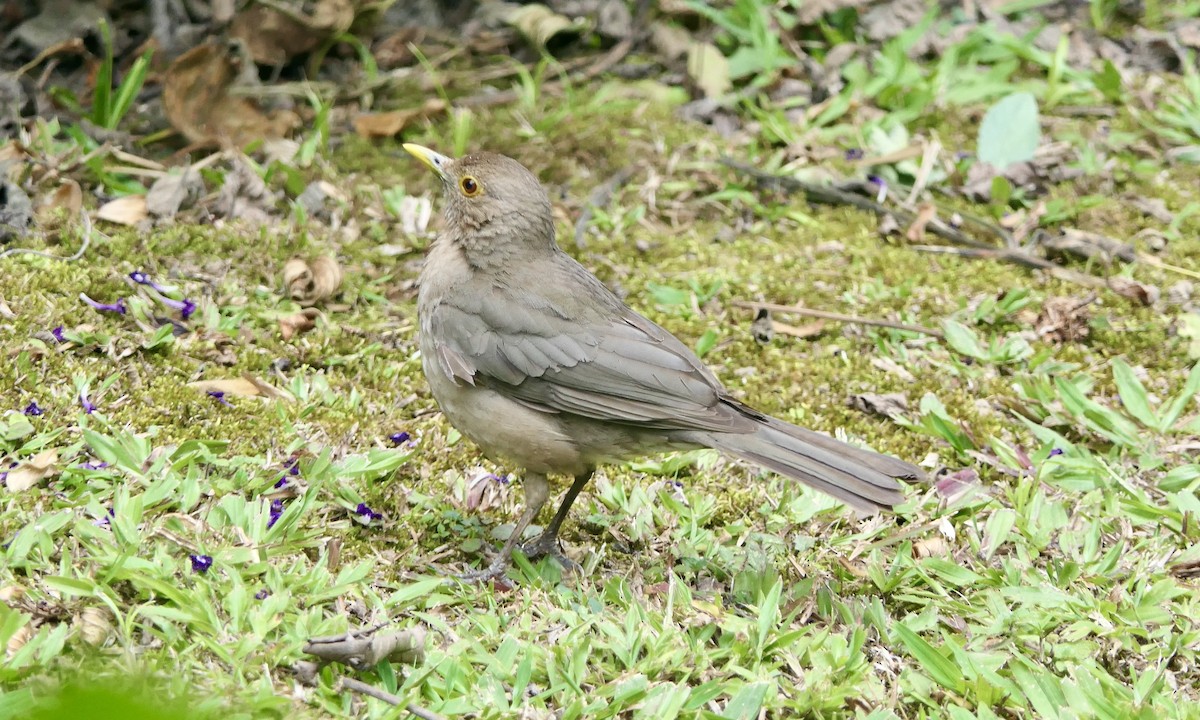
844 148 864 161
23 402 43 416
255 589 269 600
1049 448 1064 456
355 503 382 521
80 461 110 470
130 270 170 293
389 431 411 446
79 393 97 414
267 498 284 528
207 390 232 407
51 326 66 343
80 293 127 315
159 295 197 320
189 554 213 573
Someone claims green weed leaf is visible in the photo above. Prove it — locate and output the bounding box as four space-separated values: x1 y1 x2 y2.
977 92 1041 170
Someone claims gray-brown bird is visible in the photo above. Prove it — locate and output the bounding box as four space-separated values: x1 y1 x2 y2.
404 144 921 582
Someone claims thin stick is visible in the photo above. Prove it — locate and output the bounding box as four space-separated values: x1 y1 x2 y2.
339 677 447 720
731 301 944 338
0 210 96 261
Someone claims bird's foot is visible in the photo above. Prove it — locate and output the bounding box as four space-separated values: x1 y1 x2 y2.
520 534 581 574
452 557 512 584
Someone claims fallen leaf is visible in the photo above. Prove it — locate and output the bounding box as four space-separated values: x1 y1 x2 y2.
1108 276 1160 306
650 21 691 60
95 195 148 226
5 449 59 493
163 40 300 147
1035 295 1094 343
283 255 343 306
687 41 731 99
848 392 909 418
229 0 355 66
353 99 445 139
188 377 262 398
506 3 589 49
36 179 82 224
772 319 826 339
904 202 937 242
145 168 202 219
279 307 320 340
76 607 112 646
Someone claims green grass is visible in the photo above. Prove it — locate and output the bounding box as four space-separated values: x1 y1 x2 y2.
4 6 1200 719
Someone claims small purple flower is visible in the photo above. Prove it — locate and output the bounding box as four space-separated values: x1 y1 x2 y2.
844 148 864 161
255 589 270 600
23 402 43 416
80 460 110 470
275 458 301 487
207 390 232 407
51 326 66 343
79 392 97 414
80 293 127 315
159 295 197 320
389 431 411 446
93 507 115 529
487 473 510 485
189 554 213 573
866 174 886 187
355 503 382 521
267 499 284 528
130 270 170 293
1049 448 1064 456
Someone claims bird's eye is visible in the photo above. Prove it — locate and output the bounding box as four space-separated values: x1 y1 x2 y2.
460 176 480 196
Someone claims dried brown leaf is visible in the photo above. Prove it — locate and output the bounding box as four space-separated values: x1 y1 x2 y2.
904 202 937 242
229 0 355 66
36 179 82 224
687 41 731 99
279 307 320 340
772 319 826 339
1108 276 1160 306
163 41 300 147
95 195 148 226
188 377 263 398
283 255 343 306
5 449 60 493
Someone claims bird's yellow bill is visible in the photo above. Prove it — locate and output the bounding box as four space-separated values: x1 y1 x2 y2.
403 143 453 181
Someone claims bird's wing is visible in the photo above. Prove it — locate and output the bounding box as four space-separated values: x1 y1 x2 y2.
427 296 757 433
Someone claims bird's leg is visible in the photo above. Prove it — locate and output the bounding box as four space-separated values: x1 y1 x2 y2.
456 472 550 583
520 469 594 572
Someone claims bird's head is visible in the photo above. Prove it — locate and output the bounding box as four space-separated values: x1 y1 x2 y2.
403 144 556 256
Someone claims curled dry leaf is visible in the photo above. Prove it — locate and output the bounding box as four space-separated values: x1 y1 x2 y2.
77 606 113 646
904 202 937 242
230 0 355 66
506 4 590 49
848 392 909 419
163 40 300 147
687 41 731 99
465 468 508 512
6 623 32 659
1108 276 1160 306
352 99 446 139
284 255 343 306
1035 295 1093 343
188 375 293 402
279 307 321 340
773 319 826 339
303 626 427 669
95 195 148 226
36 179 82 225
146 168 203 219
5 449 60 493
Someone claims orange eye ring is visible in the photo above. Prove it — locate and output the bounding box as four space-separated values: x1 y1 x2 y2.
460 176 480 196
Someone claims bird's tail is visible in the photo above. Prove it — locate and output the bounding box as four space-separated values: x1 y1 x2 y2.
696 416 920 512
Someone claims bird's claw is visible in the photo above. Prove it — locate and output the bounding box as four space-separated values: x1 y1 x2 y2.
520 534 581 574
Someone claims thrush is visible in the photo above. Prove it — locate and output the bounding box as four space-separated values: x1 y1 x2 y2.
404 144 922 582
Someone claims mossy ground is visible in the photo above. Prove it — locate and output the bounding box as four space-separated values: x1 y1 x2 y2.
2 76 1199 719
